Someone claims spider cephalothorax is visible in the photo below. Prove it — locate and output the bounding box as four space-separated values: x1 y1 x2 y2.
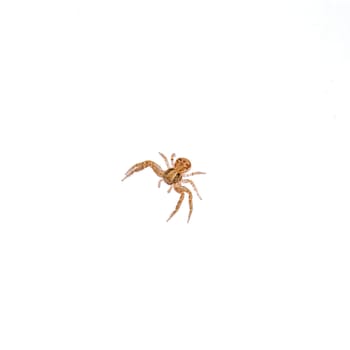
122 153 206 223
163 168 182 185
162 157 191 185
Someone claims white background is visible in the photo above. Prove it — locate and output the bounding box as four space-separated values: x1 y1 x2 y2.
1 1 350 349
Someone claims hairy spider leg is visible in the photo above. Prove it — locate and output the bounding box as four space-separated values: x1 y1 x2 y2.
166 185 193 223
158 152 170 169
122 161 164 181
182 179 202 200
183 171 206 177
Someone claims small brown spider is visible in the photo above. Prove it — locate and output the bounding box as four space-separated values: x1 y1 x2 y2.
122 152 206 223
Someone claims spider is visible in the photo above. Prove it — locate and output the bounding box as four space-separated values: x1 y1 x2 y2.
122 152 206 223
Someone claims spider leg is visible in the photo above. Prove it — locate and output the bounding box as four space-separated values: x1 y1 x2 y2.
170 153 176 167
158 179 173 193
182 179 202 200
166 192 185 222
159 180 172 193
167 185 193 223
158 152 170 168
183 171 206 177
122 160 164 181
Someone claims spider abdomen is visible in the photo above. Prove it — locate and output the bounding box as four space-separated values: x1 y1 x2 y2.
163 168 182 185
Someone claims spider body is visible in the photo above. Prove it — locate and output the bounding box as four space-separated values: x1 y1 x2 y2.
122 153 205 223
163 168 182 185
